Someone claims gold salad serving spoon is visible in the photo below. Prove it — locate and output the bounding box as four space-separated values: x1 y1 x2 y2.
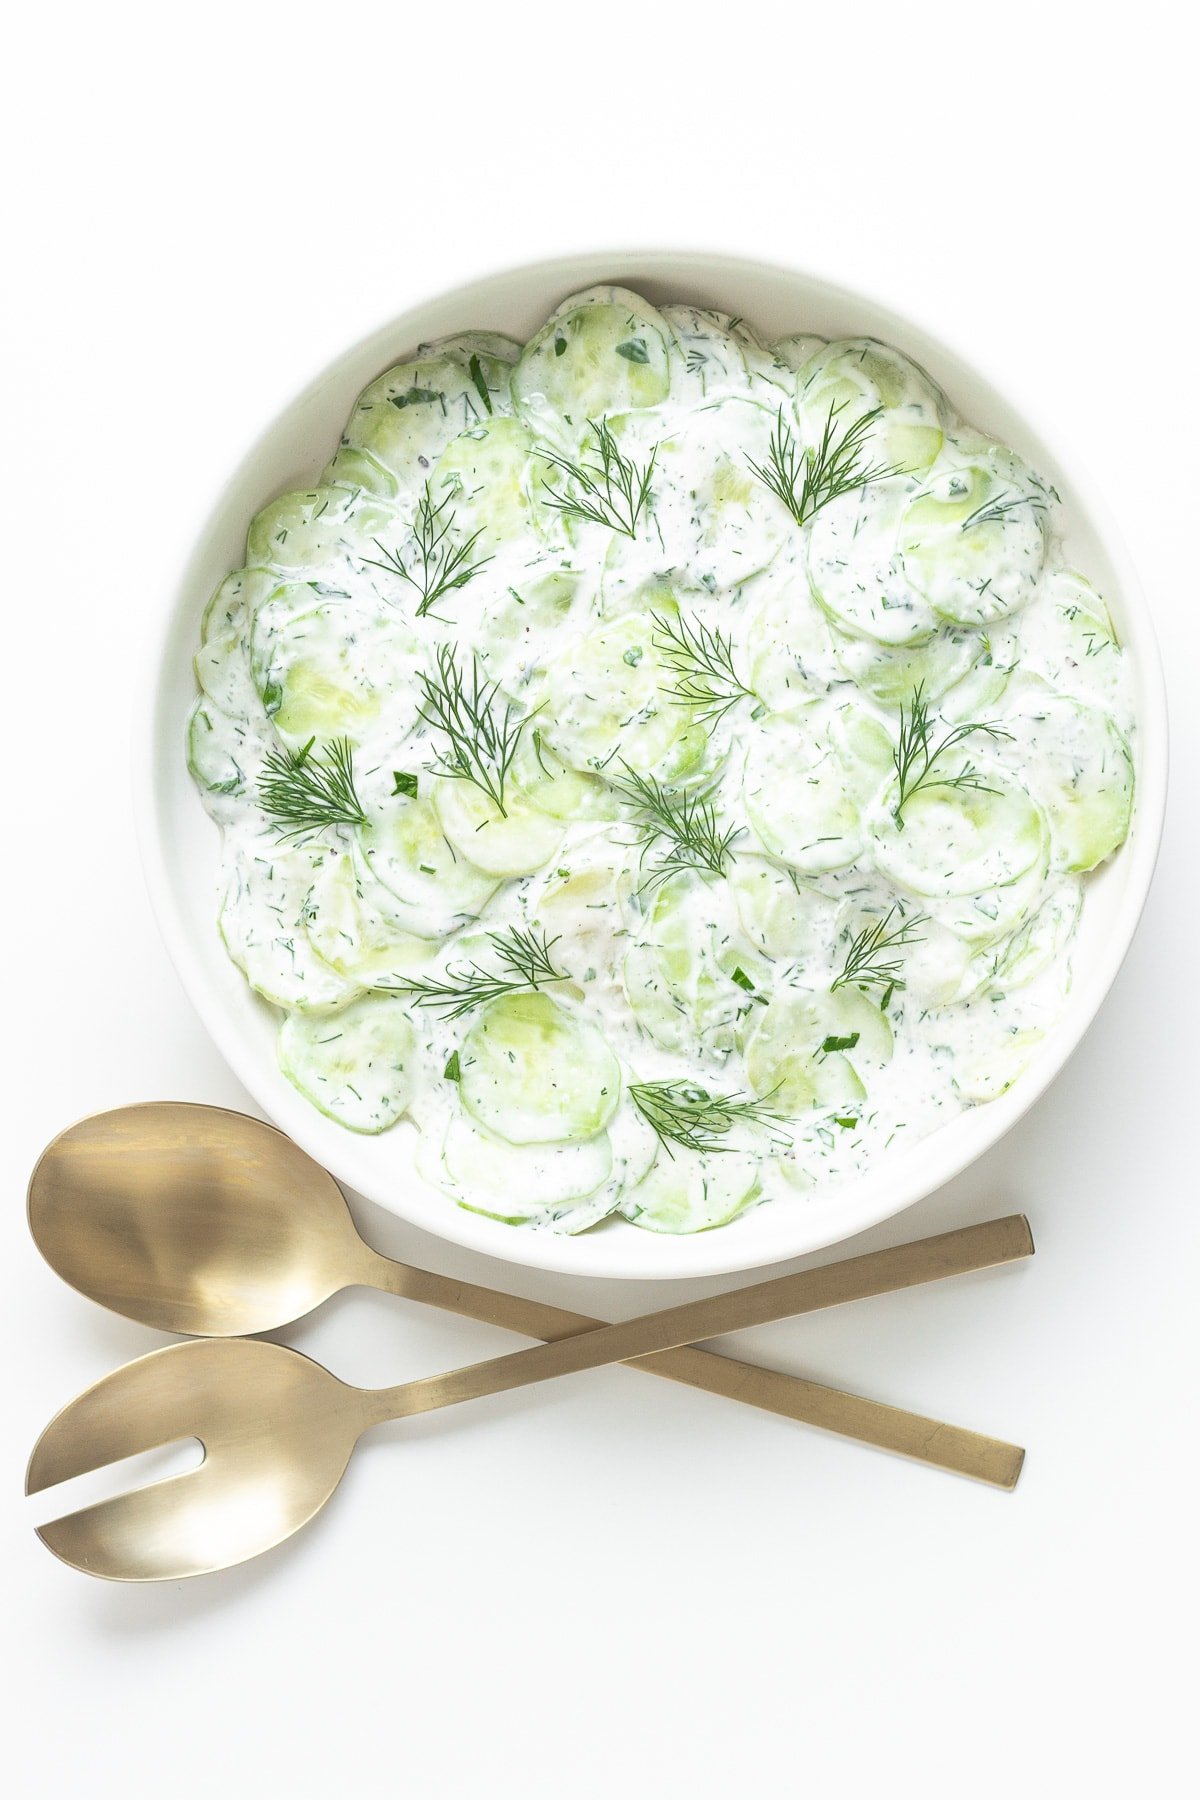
31 1102 1029 1480
26 1105 1032 1579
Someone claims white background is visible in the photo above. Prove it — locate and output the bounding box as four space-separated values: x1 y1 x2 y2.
3 3 1196 1793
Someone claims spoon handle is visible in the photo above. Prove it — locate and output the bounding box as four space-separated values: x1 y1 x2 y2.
364 1215 1031 1485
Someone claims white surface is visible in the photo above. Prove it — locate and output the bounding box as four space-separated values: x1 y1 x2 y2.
3 4 1195 1794
144 249 1168 1281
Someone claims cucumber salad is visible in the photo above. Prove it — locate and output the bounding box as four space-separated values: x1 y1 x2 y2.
187 287 1136 1236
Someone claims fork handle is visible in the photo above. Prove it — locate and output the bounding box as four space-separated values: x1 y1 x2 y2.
363 1216 1031 1486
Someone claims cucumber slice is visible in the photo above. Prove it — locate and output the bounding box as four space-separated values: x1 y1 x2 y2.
806 480 938 646
651 397 795 591
187 698 253 796
743 565 842 710
541 610 706 779
662 305 751 398
249 593 420 749
439 1112 615 1227
641 872 765 1056
302 847 439 988
1007 695 1134 872
201 566 277 642
728 855 841 960
796 338 947 474
898 449 1049 626
743 713 865 873
246 486 395 577
195 626 262 721
355 797 497 939
622 941 695 1054
771 333 827 373
964 880 1082 1000
218 848 362 1011
1017 569 1130 719
834 623 978 708
321 446 400 500
512 727 617 823
433 780 565 877
744 987 890 1116
923 852 1049 948
952 1026 1045 1103
512 286 672 442
471 564 582 686
620 1146 761 1235
431 416 556 555
458 992 621 1146
534 833 631 988
873 777 1048 897
278 996 417 1133
341 337 517 493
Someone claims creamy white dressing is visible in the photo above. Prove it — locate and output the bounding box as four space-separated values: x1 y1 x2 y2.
187 289 1136 1236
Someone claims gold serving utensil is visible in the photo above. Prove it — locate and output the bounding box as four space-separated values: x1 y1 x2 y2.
29 1103 1031 1486
29 1211 1032 1582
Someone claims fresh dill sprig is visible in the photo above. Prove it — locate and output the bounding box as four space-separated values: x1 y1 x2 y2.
650 610 759 727
893 682 1014 821
416 643 530 818
612 765 741 888
382 927 568 1021
629 1079 783 1156
364 482 492 618
540 419 657 538
258 736 367 842
958 490 1049 532
747 402 906 528
831 904 928 1005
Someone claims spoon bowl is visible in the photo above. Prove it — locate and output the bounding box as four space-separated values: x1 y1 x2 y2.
27 1338 363 1581
28 1102 367 1336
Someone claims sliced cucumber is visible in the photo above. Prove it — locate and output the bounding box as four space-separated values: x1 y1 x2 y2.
246 486 395 577
512 727 617 823
795 338 947 474
743 713 865 873
431 416 556 554
187 698 254 796
321 445 400 500
873 776 1047 897
439 1112 615 1228
278 995 417 1133
433 780 565 877
806 480 938 646
512 286 672 442
898 448 1049 626
201 566 277 643
744 987 890 1116
663 305 751 397
302 847 439 989
952 1026 1045 1103
1017 568 1130 719
534 835 631 987
472 564 583 686
743 567 842 710
194 626 262 721
458 992 621 1145
651 396 795 591
340 337 517 493
355 797 497 939
541 610 706 779
640 872 765 1056
770 333 827 373
834 622 978 708
1007 695 1134 872
728 855 841 961
620 1146 760 1235
249 592 420 749
622 940 694 1053
964 880 1082 1000
218 848 362 1011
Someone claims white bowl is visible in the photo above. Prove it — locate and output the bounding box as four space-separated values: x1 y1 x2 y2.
138 250 1168 1281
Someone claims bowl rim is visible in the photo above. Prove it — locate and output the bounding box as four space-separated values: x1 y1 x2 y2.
136 246 1170 1280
